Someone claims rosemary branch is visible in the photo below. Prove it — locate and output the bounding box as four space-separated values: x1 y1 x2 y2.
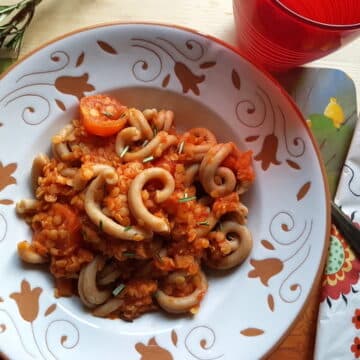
0 0 42 58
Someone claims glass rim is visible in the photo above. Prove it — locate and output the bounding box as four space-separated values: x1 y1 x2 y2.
274 0 360 30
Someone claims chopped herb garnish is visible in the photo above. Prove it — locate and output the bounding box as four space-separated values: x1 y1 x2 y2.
81 230 88 241
155 252 163 262
178 195 197 203
99 220 103 232
152 126 158 136
178 141 185 154
142 139 149 147
142 156 154 163
123 252 136 257
102 111 113 117
197 221 209 226
120 145 129 158
112 284 125 296
124 226 132 232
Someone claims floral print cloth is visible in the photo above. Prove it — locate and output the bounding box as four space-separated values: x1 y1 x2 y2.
277 68 359 360
314 108 360 359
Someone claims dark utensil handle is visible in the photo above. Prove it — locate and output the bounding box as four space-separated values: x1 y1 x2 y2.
331 201 360 258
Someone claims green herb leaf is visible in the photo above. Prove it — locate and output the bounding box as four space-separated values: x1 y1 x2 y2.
197 221 209 226
102 111 113 117
0 0 43 58
119 145 129 158
124 226 132 232
112 284 125 296
178 195 197 203
142 139 149 147
142 155 154 163
178 141 185 154
123 252 135 257
155 252 163 263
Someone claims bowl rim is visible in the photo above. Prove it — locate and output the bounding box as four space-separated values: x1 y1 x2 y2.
0 21 331 359
273 0 360 30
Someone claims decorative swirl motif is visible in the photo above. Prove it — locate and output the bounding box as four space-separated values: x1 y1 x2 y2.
235 92 266 128
0 51 93 126
279 246 311 303
279 107 305 158
283 220 313 263
6 94 51 126
131 37 209 95
0 213 7 243
157 37 204 61
343 164 360 197
270 212 307 246
185 326 223 360
31 323 46 360
0 309 34 357
0 83 52 105
45 319 80 359
131 44 163 82
16 51 70 83
257 86 275 132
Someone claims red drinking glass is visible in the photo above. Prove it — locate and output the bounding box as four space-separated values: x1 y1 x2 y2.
233 0 360 72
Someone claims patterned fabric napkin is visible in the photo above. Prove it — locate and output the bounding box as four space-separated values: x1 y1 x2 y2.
314 117 360 359
277 68 359 359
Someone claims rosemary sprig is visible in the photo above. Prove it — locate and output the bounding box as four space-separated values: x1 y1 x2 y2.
119 145 129 158
178 141 185 154
142 155 154 163
112 284 125 297
123 252 136 257
178 195 197 203
0 0 42 59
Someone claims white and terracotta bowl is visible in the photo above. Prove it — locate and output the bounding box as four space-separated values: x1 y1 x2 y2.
0 23 329 360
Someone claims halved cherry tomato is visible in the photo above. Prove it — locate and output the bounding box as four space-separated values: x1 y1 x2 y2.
51 203 81 234
32 203 81 256
80 94 128 136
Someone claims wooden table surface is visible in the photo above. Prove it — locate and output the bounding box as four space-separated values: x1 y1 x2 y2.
11 0 360 358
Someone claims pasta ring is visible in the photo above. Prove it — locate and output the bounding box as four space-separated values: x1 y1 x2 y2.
51 124 74 161
206 221 252 270
93 298 124 317
17 241 48 264
119 131 177 162
84 168 152 241
199 143 236 197
31 153 49 193
183 127 217 161
128 167 175 233
78 256 111 308
128 108 154 140
155 271 208 314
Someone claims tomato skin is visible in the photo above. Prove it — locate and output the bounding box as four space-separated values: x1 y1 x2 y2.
31 203 81 257
80 95 128 136
51 203 80 234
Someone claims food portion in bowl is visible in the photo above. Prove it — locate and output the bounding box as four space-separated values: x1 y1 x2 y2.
15 94 255 321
